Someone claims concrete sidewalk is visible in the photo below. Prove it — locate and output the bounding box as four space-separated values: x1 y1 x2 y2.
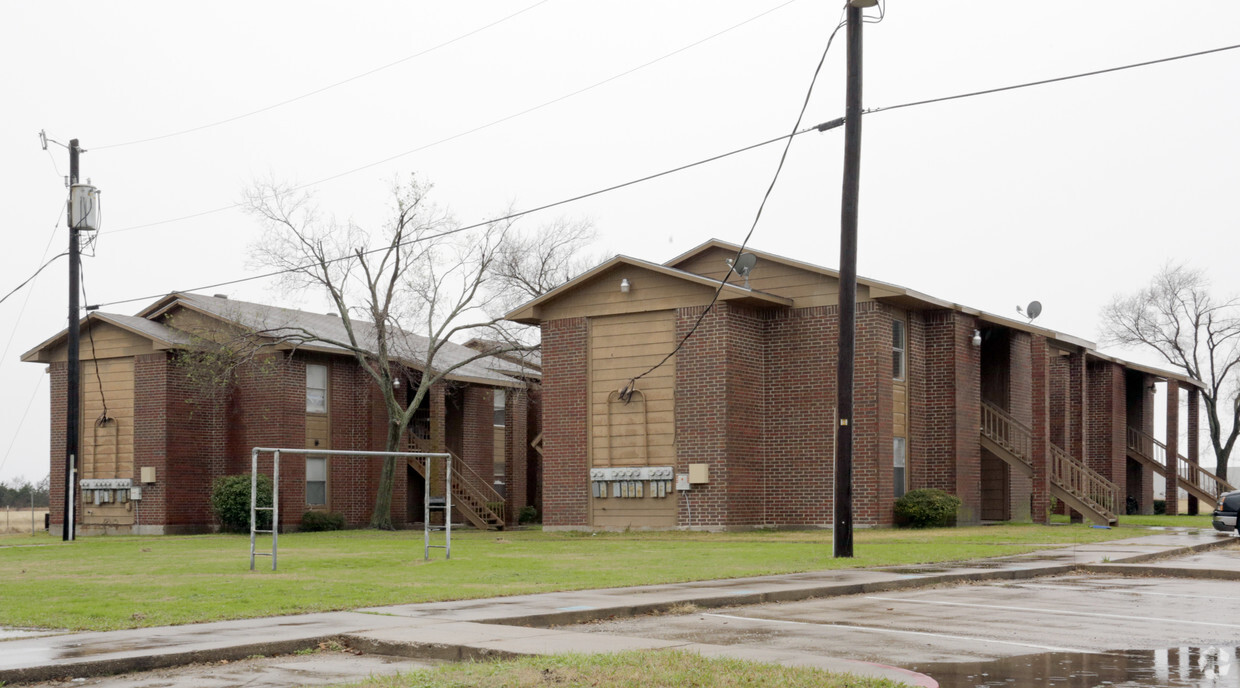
1 529 1234 687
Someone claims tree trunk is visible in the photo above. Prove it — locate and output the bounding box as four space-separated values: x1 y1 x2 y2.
368 423 404 530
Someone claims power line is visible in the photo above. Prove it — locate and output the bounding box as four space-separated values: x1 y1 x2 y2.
0 252 68 309
868 42 1240 116
92 120 832 311
92 0 552 151
0 376 45 478
103 0 803 235
0 201 64 373
622 11 849 395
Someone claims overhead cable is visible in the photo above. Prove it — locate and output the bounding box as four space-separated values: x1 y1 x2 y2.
91 0 553 151
103 0 803 235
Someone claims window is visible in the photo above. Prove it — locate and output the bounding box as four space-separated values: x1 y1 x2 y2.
306 364 327 413
892 320 906 381
893 437 907 498
493 389 506 427
306 457 327 506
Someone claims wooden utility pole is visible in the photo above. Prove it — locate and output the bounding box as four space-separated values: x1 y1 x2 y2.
63 139 81 542
834 3 868 558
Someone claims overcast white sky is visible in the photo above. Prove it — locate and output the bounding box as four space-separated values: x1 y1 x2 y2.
2 1 1238 483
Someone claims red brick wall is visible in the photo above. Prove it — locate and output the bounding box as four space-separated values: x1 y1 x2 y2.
916 310 981 524
724 305 766 526
674 304 731 528
540 317 590 527
48 362 66 528
1165 380 1180 515
1029 335 1051 524
1086 359 1127 512
1049 355 1069 448
1009 331 1033 520
907 311 927 493
461 386 495 487
504 388 530 524
763 305 836 528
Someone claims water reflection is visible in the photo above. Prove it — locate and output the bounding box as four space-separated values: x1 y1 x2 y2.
912 646 1239 687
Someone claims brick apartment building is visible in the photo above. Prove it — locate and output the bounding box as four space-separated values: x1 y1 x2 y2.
23 292 540 535
506 239 1232 530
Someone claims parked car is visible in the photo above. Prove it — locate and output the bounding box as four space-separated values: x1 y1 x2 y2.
1212 490 1240 533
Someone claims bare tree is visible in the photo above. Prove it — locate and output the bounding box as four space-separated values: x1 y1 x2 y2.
492 216 599 306
244 176 530 529
1101 264 1240 481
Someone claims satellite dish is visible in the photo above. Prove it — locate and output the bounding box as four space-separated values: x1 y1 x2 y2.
1017 300 1043 322
728 253 758 288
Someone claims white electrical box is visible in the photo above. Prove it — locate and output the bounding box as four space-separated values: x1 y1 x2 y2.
688 463 710 484
130 487 142 501
70 184 102 231
141 467 157 484
675 474 691 491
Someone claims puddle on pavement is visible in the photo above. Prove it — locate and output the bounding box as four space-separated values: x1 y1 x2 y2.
912 646 1239 687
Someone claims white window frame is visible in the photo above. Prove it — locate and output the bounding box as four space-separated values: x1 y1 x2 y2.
306 456 327 507
306 364 328 414
892 320 906 381
893 437 907 498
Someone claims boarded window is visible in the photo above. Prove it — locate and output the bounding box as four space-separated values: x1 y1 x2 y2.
306 457 327 506
306 364 327 413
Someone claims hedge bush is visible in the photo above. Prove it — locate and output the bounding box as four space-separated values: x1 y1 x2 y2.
300 511 346 532
517 505 539 525
210 473 272 533
894 488 961 528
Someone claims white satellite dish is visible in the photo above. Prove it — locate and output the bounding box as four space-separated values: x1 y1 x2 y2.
727 253 758 288
1017 300 1042 322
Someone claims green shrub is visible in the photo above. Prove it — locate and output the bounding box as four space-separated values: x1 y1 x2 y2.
1154 499 1166 515
894 488 961 528
300 511 346 532
517 505 539 524
210 473 272 533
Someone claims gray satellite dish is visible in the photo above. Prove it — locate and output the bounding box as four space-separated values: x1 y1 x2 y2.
1026 301 1042 321
729 253 758 288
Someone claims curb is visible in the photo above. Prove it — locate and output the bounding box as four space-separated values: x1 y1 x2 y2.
0 637 327 685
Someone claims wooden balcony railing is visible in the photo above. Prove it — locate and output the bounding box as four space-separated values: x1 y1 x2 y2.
1049 444 1117 518
980 402 1033 469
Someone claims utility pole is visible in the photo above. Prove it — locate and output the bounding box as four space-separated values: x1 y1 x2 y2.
834 1 872 558
63 139 81 542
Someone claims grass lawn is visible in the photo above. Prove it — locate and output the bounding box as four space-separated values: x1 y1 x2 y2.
0 523 1166 631
354 650 910 688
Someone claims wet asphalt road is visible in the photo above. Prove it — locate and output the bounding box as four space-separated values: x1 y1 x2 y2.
580 566 1240 686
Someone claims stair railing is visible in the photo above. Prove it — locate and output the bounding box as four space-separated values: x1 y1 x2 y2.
980 402 1033 469
1049 444 1117 517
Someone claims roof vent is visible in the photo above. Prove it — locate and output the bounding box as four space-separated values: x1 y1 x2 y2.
326 312 338 317
213 293 228 299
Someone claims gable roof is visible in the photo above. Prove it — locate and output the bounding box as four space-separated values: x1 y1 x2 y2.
504 254 793 324
508 238 1204 390
20 312 193 363
26 293 536 387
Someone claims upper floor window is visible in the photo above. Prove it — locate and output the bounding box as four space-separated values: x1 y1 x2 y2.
892 320 906 381
493 389 506 427
306 364 327 414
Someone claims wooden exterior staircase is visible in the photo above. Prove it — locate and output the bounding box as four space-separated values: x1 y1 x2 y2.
980 401 1118 525
407 451 506 531
1126 427 1235 505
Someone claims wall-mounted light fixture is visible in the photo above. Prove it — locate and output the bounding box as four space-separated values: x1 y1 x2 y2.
393 378 401 389
972 329 982 347
620 278 631 294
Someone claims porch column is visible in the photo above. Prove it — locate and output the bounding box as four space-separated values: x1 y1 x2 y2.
505 388 530 526
1187 387 1200 515
1030 335 1051 524
430 382 447 453
1069 353 1086 462
1164 380 1180 516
